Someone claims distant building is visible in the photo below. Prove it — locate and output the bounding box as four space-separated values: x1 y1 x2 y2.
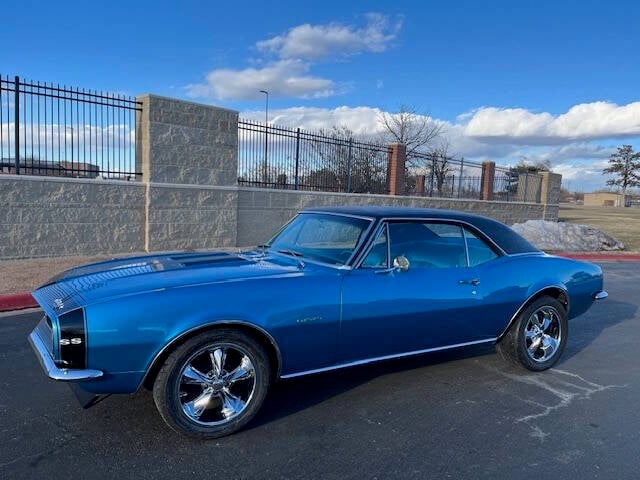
583 192 630 207
0 158 99 178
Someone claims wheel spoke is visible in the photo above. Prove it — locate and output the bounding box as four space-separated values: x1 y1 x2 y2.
540 311 553 332
182 364 209 385
210 348 226 377
183 390 214 419
220 388 246 419
226 355 254 384
525 329 536 340
540 335 559 358
528 336 542 353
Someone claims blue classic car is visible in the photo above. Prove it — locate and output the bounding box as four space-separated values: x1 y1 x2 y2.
28 206 607 438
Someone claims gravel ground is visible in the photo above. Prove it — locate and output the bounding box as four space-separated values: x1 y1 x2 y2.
0 255 115 295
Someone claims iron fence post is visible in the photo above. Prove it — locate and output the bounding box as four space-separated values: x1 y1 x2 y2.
14 76 20 174
294 128 300 190
429 155 435 197
458 157 464 198
262 123 268 185
346 138 353 193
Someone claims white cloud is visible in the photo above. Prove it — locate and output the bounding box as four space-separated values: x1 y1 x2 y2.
463 101 640 144
186 60 335 101
240 103 640 191
188 13 402 101
256 13 401 61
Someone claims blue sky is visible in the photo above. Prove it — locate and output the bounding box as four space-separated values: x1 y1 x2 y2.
2 0 639 190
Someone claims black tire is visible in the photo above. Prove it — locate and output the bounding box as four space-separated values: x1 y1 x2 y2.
497 295 567 371
153 328 271 439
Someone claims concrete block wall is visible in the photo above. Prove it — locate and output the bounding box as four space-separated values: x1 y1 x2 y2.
137 94 238 186
236 187 545 246
0 175 145 259
540 172 562 221
147 184 237 251
0 95 560 260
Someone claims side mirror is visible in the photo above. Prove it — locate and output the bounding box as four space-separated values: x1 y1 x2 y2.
393 255 410 272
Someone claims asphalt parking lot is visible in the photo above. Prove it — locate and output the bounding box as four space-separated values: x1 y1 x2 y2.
1 262 639 479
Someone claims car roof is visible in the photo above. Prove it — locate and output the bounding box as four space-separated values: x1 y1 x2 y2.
302 205 540 255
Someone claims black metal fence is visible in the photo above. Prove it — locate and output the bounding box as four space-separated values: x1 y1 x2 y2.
406 151 519 201
0 75 142 180
239 118 526 201
238 119 391 194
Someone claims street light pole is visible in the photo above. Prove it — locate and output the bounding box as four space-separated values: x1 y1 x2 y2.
260 90 269 185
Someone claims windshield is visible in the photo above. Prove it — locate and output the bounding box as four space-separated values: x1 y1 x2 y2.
268 213 372 266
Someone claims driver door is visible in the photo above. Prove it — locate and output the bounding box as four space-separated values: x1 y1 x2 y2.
339 220 485 363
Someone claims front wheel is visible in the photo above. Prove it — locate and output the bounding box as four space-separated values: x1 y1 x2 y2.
153 329 271 439
497 295 567 371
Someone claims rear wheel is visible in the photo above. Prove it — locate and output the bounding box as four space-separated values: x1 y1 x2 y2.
153 329 271 439
497 296 567 371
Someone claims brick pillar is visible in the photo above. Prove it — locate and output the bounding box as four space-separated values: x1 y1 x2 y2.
387 143 406 196
480 161 495 200
415 175 425 196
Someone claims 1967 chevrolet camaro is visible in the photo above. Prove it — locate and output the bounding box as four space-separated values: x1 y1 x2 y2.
28 206 607 438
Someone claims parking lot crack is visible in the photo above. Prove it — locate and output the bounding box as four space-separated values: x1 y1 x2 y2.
486 366 627 441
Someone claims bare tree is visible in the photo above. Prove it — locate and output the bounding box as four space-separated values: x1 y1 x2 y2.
429 138 452 196
308 126 387 193
378 104 444 159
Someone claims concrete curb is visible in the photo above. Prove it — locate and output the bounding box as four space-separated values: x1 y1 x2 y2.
555 252 640 262
0 252 638 313
0 293 37 312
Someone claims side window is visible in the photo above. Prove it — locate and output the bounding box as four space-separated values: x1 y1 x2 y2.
464 228 499 266
362 227 388 268
388 222 466 268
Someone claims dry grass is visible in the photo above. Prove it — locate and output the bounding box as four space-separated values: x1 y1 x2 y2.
559 204 640 251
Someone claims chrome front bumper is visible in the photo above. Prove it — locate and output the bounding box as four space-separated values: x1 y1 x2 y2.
593 291 608 300
28 328 103 381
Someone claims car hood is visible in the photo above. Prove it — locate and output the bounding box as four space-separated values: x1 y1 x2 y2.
32 250 304 315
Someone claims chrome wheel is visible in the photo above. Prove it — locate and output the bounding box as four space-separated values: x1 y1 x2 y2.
178 344 256 425
524 306 562 363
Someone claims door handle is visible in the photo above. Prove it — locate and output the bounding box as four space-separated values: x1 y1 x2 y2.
459 278 480 286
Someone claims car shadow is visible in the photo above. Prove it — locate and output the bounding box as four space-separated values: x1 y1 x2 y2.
78 300 637 439
251 299 636 430
250 343 496 430
558 298 637 363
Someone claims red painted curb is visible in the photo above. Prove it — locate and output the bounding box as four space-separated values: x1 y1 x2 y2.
555 252 640 262
0 292 38 312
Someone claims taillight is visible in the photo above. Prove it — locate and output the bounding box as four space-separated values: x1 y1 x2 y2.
57 308 86 369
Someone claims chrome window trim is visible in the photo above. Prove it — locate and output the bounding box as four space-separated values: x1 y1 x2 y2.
266 211 376 270
138 319 284 390
461 227 471 267
358 222 390 269
353 217 507 269
280 337 496 379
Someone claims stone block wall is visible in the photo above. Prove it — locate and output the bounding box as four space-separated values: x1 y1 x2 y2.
0 95 560 260
147 184 237 251
236 187 545 246
137 95 238 186
0 175 145 259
